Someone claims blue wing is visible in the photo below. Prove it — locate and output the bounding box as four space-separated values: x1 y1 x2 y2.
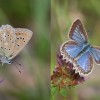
60 41 83 58
90 46 100 64
69 19 88 44
76 51 93 75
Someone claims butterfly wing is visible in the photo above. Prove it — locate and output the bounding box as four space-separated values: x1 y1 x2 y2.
90 46 100 64
0 25 16 57
69 19 88 44
60 41 83 60
9 28 33 59
75 51 93 75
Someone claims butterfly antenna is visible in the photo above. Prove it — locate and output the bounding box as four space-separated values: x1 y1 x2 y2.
12 61 21 73
87 30 90 33
14 60 22 67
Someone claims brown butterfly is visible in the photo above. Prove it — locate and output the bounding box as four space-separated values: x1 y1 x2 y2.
0 24 33 65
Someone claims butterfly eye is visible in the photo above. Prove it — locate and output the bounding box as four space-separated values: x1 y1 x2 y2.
8 61 11 64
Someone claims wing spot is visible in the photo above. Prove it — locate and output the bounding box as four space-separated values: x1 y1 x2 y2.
23 38 24 40
17 44 19 46
24 41 25 42
20 37 22 39
17 38 19 39
8 35 9 36
9 49 10 50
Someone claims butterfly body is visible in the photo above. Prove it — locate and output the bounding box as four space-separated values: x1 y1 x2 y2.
75 42 91 59
60 19 100 76
0 24 33 65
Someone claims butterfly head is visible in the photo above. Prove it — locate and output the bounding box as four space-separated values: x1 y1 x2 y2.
0 55 12 65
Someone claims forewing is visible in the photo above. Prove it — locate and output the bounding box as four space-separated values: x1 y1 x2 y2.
60 41 83 60
90 46 100 64
9 28 33 59
69 19 88 44
75 51 93 75
0 25 16 57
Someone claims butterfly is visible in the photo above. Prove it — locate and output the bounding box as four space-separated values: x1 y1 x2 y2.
60 19 100 76
0 24 33 65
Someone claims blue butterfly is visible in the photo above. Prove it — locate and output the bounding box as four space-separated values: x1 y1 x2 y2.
60 19 100 76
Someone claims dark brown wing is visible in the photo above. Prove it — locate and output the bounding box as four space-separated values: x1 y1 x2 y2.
69 19 88 44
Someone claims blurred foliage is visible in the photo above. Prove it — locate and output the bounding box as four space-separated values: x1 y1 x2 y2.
51 0 100 100
0 0 50 100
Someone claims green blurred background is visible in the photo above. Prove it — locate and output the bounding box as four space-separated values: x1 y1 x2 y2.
0 0 50 100
51 0 100 100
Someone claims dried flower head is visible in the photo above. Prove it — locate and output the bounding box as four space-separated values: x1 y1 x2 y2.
51 54 86 89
